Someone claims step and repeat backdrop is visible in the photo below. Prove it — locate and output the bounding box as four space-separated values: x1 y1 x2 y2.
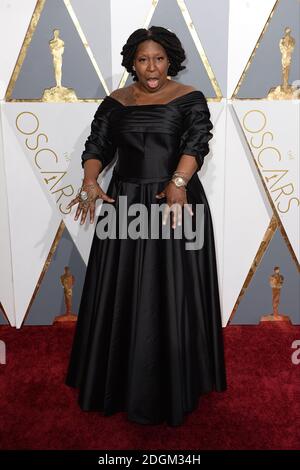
0 0 299 327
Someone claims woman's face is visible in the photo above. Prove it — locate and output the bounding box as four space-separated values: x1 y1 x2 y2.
133 39 170 92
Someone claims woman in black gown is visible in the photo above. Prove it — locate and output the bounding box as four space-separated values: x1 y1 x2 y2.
65 26 227 426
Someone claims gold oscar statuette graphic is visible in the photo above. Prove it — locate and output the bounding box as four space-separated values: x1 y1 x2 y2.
53 266 77 324
42 29 78 102
267 27 300 99
260 266 291 323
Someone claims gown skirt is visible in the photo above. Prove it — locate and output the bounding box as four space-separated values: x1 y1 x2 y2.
65 91 227 426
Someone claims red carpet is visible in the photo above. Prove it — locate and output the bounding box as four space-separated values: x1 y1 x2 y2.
0 323 299 450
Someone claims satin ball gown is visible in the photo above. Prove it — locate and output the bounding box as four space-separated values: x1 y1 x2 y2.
65 90 227 426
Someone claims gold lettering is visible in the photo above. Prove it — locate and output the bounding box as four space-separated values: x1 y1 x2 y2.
26 133 48 151
34 148 58 169
41 171 67 191
243 109 266 133
263 169 288 190
271 182 294 202
277 197 300 213
257 146 281 167
16 111 39 135
250 131 273 149
243 108 299 219
60 203 72 215
15 111 79 215
52 184 74 203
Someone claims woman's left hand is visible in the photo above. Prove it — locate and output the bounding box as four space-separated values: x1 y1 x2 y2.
155 181 194 229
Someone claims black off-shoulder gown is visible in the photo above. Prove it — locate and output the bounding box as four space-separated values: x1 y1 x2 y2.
65 90 227 426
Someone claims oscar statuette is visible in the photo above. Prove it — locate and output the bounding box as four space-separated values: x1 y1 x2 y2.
42 29 77 102
267 27 300 100
260 266 291 323
53 266 77 324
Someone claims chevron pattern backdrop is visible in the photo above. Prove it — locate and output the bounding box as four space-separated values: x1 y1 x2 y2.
0 0 299 328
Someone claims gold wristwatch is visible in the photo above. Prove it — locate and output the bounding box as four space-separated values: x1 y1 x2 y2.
171 173 188 188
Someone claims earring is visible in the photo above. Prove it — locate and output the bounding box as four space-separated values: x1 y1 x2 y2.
133 66 136 71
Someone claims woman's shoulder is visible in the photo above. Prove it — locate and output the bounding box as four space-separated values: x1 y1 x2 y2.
108 86 138 106
95 92 123 115
108 88 127 105
172 91 209 116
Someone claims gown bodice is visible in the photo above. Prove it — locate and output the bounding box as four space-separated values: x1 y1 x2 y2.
81 90 214 182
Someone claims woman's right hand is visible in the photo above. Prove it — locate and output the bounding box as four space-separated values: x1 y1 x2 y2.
67 178 115 225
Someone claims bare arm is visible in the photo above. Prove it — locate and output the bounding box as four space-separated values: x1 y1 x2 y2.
82 159 102 182
173 154 199 181
155 155 199 229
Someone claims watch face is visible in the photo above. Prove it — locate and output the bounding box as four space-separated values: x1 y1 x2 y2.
174 176 185 187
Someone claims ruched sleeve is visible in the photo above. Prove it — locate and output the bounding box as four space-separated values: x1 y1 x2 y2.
179 92 213 171
81 98 117 170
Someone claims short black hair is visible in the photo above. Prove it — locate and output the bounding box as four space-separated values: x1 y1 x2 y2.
120 26 186 82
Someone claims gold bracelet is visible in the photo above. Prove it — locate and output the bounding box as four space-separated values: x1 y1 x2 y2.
172 171 190 185
170 175 188 190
